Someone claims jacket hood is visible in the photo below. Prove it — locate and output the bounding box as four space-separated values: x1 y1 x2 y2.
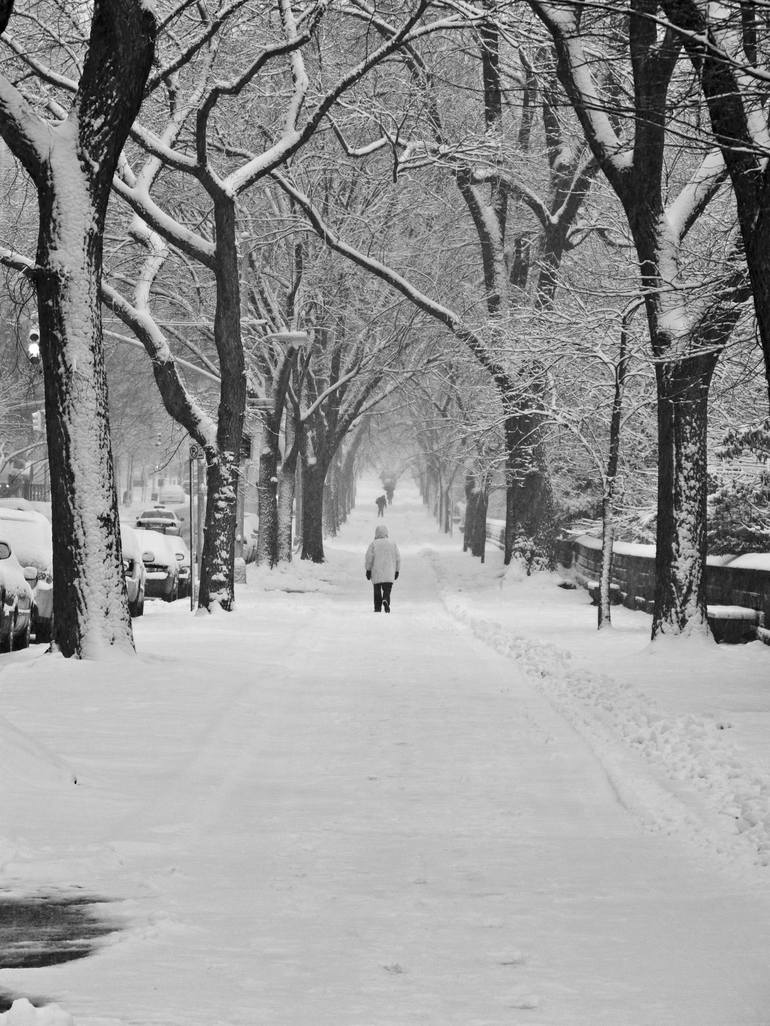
374 525 389 539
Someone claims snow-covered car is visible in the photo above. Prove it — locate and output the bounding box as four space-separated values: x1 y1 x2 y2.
0 539 34 650
0 508 53 642
134 528 180 602
135 506 181 536
120 523 147 617
165 534 191 599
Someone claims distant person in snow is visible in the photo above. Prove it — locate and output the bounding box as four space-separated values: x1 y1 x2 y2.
384 480 395 504
375 494 387 517
365 524 401 613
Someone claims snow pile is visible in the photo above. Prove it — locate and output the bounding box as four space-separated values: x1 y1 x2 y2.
247 560 338 594
0 1001 73 1026
427 549 770 869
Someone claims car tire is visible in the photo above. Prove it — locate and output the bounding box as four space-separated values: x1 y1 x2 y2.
34 618 51 644
15 617 30 650
3 610 16 653
129 587 145 618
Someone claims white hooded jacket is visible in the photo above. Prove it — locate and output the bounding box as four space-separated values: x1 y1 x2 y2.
365 525 401 584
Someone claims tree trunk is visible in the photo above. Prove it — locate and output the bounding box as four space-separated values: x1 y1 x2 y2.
463 473 474 552
503 396 556 567
19 0 156 657
277 415 300 563
324 456 341 537
652 352 719 638
598 501 615 630
598 315 630 629
256 445 278 566
37 175 133 657
277 452 298 563
301 460 327 562
469 484 489 561
198 196 245 610
338 438 361 523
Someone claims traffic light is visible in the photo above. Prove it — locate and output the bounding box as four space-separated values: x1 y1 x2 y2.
27 326 40 363
31 410 43 433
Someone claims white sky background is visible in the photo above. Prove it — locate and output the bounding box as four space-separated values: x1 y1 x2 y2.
1 477 769 1025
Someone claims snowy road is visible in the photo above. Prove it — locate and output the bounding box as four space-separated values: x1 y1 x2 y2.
1 482 769 1025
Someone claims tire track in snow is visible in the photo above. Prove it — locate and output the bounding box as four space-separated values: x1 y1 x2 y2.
423 548 770 877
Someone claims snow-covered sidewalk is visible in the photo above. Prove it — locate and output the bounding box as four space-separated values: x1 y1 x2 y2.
1 481 769 1025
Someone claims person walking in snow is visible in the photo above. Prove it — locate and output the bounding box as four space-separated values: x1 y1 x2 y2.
365 524 400 613
375 494 387 517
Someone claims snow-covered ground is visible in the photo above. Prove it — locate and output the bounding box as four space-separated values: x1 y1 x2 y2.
1 478 770 1025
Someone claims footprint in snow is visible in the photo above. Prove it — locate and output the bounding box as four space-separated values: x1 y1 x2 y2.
497 949 527 966
510 993 540 1010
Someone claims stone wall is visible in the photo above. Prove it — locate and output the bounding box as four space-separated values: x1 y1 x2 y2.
563 534 770 623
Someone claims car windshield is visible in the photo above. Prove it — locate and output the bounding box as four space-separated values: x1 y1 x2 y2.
141 510 175 520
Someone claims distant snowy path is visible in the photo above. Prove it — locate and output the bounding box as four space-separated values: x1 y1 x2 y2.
1 482 769 1025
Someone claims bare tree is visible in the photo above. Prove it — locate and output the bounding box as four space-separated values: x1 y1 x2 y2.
660 0 770 407
0 0 156 656
527 0 750 638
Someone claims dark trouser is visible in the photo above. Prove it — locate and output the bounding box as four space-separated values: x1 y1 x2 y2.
373 581 393 612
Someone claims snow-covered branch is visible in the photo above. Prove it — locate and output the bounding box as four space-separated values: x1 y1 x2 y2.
271 171 514 391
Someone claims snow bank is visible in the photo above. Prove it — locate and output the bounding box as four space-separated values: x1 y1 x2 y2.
427 550 770 871
0 1001 73 1026
725 552 770 570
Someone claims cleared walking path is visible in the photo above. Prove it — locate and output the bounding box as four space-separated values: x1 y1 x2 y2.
1 481 769 1025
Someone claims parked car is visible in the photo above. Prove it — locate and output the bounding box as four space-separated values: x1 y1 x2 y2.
0 508 53 642
134 527 180 602
135 506 182 536
165 533 191 599
120 523 147 617
0 540 34 650
239 512 258 563
0 497 53 526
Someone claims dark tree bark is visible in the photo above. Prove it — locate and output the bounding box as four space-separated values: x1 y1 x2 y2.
503 386 556 567
301 460 327 563
0 0 156 657
598 314 631 629
198 196 245 610
256 444 279 567
470 483 489 562
652 351 720 636
661 0 770 408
